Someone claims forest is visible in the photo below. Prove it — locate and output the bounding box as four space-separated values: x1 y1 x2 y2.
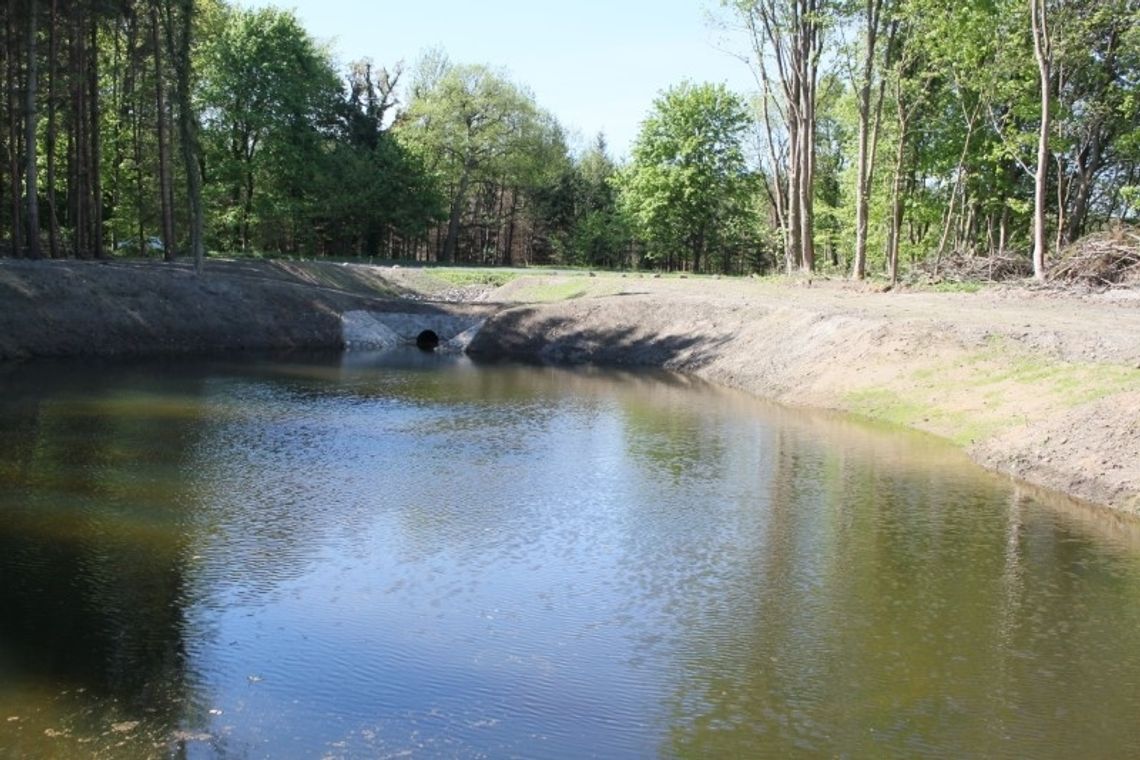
0 0 1136 279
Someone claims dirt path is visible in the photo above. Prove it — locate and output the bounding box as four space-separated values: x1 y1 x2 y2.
1 259 1137 515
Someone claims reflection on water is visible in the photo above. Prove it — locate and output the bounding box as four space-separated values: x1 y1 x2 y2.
1 352 1139 757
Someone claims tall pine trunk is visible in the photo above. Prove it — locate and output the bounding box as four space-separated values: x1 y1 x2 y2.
46 0 59 258
442 170 470 264
24 0 39 258
88 18 103 258
70 11 88 257
786 118 801 275
7 0 24 255
887 113 908 285
165 0 204 271
152 4 174 260
852 0 884 281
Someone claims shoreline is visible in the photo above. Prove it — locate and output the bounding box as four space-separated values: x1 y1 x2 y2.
2 258 1138 515
467 278 1140 516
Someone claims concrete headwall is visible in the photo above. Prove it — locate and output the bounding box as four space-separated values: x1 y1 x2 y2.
341 311 484 352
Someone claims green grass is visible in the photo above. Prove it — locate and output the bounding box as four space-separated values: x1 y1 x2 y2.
925 281 984 293
510 280 591 302
843 388 1006 446
947 336 1140 405
428 269 520 288
847 345 1140 448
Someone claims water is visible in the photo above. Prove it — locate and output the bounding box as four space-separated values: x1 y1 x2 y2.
1 351 1139 758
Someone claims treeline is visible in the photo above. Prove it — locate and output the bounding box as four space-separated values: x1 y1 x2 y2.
0 0 626 268
1 0 206 264
730 0 1140 280
0 0 437 263
0 0 1137 278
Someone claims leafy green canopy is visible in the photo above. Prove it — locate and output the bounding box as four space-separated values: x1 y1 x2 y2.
395 57 569 263
617 82 758 272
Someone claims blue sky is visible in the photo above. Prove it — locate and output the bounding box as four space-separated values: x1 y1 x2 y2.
242 0 756 159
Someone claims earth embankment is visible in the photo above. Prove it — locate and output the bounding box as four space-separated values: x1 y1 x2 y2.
0 259 491 360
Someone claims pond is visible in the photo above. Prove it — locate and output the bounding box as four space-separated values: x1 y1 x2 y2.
1 351 1139 758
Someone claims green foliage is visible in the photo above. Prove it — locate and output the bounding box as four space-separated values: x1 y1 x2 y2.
429 269 518 287
536 134 633 269
616 82 761 273
197 6 343 252
5 0 1138 275
192 9 443 258
395 57 570 264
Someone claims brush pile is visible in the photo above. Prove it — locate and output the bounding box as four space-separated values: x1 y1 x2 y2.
922 251 1033 282
1047 227 1140 287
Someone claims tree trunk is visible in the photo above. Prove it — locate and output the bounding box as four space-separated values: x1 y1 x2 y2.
887 112 908 285
1030 0 1050 280
7 0 23 256
935 106 979 267
70 12 87 258
24 0 39 259
164 0 204 271
241 167 254 251
798 78 815 272
504 188 518 266
1064 131 1101 243
89 17 103 259
1054 154 1067 253
853 0 884 281
152 4 175 260
442 170 470 264
786 118 801 275
46 0 59 258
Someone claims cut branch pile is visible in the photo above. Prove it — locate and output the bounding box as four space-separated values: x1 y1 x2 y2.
921 252 1033 282
1048 227 1140 287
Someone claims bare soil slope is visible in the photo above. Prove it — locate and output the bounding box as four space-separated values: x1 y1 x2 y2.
0 259 491 360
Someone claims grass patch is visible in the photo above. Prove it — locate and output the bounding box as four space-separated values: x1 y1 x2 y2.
983 359 1139 405
925 281 984 293
848 342 1140 450
511 281 591 302
843 388 1008 446
844 388 930 428
428 269 520 288
945 338 1140 406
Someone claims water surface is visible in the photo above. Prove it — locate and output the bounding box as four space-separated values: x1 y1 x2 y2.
1 352 1139 758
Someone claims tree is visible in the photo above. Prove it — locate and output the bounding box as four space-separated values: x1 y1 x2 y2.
23 0 39 259
5 0 23 256
151 3 174 260
198 5 340 253
308 59 443 257
616 82 755 272
850 0 891 280
162 0 207 270
728 0 834 273
396 58 565 264
1030 0 1051 280
1053 0 1138 243
564 134 631 268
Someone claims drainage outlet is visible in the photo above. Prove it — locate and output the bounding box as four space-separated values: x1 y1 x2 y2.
416 329 440 351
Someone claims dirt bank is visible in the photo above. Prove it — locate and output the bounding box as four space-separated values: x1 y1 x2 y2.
2 258 1138 515
0 259 492 360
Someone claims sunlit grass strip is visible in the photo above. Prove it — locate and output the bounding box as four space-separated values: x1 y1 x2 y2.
846 344 1140 447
